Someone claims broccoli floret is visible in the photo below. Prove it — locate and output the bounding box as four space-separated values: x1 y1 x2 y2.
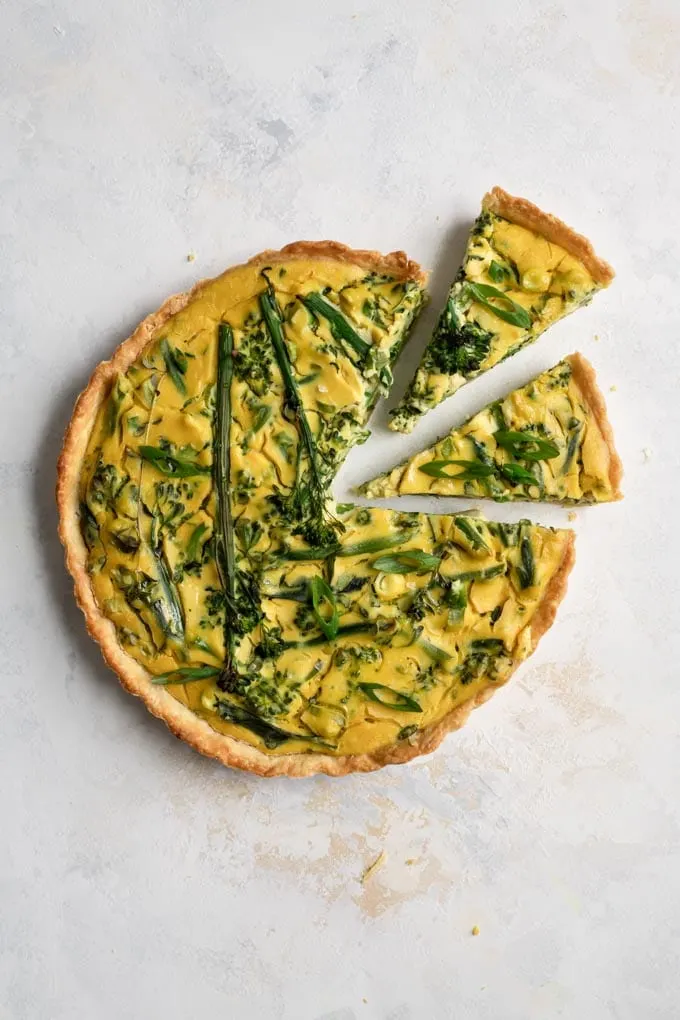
427 308 494 376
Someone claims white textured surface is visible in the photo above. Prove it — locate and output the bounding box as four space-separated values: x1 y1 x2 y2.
1 1 679 1017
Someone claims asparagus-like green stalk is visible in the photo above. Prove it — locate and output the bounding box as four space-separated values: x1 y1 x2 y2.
280 531 412 562
214 323 238 673
259 280 336 544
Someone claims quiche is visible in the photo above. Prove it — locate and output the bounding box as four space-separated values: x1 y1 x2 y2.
390 187 615 433
57 241 575 777
362 354 623 504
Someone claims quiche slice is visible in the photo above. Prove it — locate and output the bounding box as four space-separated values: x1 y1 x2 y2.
362 354 623 504
389 187 615 433
58 242 574 777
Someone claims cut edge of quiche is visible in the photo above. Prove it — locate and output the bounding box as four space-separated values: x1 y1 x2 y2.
362 353 623 504
389 186 615 433
57 241 575 778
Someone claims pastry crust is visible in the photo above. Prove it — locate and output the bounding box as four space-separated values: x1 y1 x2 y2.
57 241 573 777
482 186 615 286
567 353 624 499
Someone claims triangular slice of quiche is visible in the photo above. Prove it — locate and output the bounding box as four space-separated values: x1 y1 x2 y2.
389 187 615 433
58 242 575 777
362 354 623 504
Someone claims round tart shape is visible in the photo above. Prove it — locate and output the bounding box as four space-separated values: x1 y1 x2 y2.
58 242 574 776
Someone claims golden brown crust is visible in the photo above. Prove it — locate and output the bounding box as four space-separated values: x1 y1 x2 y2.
57 242 572 777
567 353 624 499
248 240 428 286
529 532 576 646
482 186 615 286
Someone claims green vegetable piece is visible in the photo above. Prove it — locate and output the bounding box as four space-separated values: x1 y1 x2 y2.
443 579 467 623
397 724 418 740
469 638 505 654
152 665 221 685
215 699 335 750
149 530 185 642
358 682 422 713
260 279 336 546
372 550 441 574
446 563 505 583
299 292 371 360
281 530 411 562
487 260 517 286
309 576 340 640
416 637 452 664
214 322 255 683
499 462 539 487
455 516 489 551
285 622 375 648
105 378 125 437
185 522 208 562
138 446 211 478
516 532 535 589
160 338 188 396
249 403 272 434
494 430 559 461
562 422 582 474
420 459 496 481
466 282 532 329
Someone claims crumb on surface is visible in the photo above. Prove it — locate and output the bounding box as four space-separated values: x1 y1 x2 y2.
405 857 417 866
471 925 480 936
187 251 196 262
567 511 577 522
609 384 617 392
642 447 652 462
361 851 386 884
593 334 600 341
